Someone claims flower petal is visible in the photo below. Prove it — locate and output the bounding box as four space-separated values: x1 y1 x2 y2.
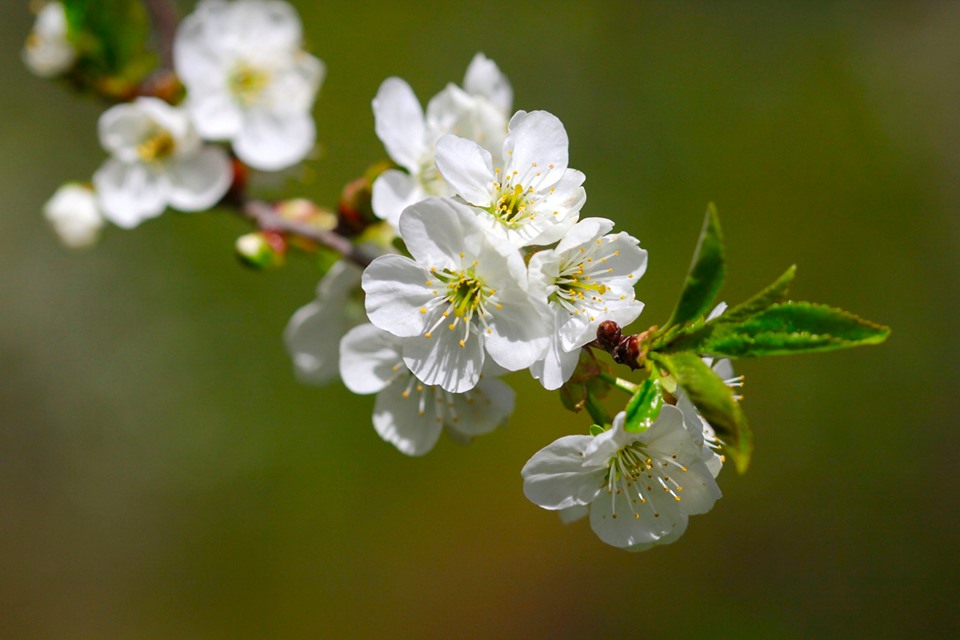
371 170 425 230
462 53 512 115
372 382 444 456
445 376 515 441
504 110 569 186
93 160 167 228
362 254 435 338
434 134 495 207
338 324 404 394
397 197 479 271
588 489 688 549
187 90 243 140
483 286 551 372
522 435 604 510
166 146 233 211
233 109 315 171
402 324 484 393
373 77 426 173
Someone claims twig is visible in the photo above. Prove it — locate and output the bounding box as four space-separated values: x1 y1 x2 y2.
144 0 179 70
240 199 376 268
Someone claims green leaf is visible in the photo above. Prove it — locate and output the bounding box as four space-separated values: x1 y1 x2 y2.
623 378 663 432
667 204 726 327
696 301 891 358
650 351 753 473
720 265 796 323
63 0 154 90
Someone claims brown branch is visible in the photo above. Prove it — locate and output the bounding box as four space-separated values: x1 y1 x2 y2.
144 0 180 70
240 199 376 269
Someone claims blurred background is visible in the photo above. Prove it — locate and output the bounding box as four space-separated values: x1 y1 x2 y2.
2 1 958 637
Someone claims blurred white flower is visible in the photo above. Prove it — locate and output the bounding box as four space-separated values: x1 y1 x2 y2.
371 53 512 229
93 97 233 228
528 217 648 390
174 0 325 171
284 261 363 385
43 183 104 249
23 2 77 78
521 406 722 551
339 323 515 456
435 110 586 247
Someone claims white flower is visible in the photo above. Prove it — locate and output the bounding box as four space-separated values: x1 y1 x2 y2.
43 182 104 249
371 53 512 229
284 260 363 385
23 2 77 78
528 217 648 390
362 197 550 393
174 0 325 171
675 352 740 478
435 110 586 248
521 405 722 551
340 323 515 456
92 97 232 229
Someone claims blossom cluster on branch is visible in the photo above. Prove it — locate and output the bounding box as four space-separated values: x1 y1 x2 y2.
26 0 890 551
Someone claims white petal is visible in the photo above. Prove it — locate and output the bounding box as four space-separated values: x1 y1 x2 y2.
264 53 324 114
445 376 515 440
187 90 243 140
483 286 551 372
588 488 688 549
434 135 495 207
373 77 426 173
372 382 444 456
371 170 425 230
521 435 604 510
397 198 478 270
93 160 168 228
223 0 303 51
530 325 582 391
283 261 362 385
338 324 404 394
554 217 615 255
166 146 233 211
362 254 435 337
402 325 484 393
462 53 513 115
234 109 314 171
98 103 155 162
558 504 589 525
504 110 569 186
43 183 104 249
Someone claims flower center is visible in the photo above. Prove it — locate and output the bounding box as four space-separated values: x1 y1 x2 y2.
549 239 626 319
603 442 687 520
137 128 176 162
420 263 497 348
228 62 269 104
488 161 555 229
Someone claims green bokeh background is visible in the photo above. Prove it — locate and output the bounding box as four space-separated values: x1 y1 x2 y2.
2 1 958 637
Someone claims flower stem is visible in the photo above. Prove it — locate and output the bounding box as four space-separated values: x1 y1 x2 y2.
598 372 639 395
584 393 611 426
144 0 179 71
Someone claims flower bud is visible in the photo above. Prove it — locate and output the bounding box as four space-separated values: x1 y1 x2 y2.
236 231 285 269
43 182 104 249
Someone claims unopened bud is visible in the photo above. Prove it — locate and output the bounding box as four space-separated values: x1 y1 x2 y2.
236 231 285 269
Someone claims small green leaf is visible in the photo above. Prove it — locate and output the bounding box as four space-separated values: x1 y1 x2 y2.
63 0 155 92
623 378 664 432
650 351 753 473
588 424 606 437
667 204 726 327
697 301 891 358
721 265 796 323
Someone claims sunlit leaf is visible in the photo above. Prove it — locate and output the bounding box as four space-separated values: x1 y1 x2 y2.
667 204 726 327
623 378 663 432
696 301 891 358
650 351 753 473
720 264 796 323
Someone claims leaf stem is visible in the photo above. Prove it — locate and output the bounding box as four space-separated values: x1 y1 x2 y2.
597 373 639 395
584 393 611 426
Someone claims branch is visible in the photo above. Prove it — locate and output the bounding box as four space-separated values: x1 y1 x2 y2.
144 0 179 70
240 199 376 269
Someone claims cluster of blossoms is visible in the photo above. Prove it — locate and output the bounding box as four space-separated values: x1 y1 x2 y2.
28 0 888 552
33 0 323 244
